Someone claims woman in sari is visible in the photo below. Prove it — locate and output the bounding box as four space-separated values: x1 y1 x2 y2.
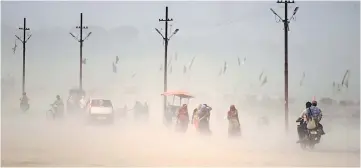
227 105 241 136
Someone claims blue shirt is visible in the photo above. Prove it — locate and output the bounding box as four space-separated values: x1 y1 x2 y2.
308 106 322 118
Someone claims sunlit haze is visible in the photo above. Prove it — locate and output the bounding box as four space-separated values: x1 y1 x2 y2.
1 1 360 167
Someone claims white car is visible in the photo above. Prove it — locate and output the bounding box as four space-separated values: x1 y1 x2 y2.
86 98 114 123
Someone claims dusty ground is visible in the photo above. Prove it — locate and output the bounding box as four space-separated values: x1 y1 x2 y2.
1 108 360 167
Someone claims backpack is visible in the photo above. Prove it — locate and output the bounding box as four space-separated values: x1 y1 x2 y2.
307 117 317 129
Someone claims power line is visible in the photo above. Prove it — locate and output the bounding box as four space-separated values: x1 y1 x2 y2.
155 6 179 126
69 13 92 91
15 18 32 95
270 0 299 132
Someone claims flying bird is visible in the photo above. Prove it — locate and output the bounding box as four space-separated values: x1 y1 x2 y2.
260 76 268 87
82 58 87 65
259 71 264 81
300 72 305 86
188 56 196 70
237 57 241 66
12 40 18 54
341 70 349 88
223 61 227 74
131 72 137 78
112 62 117 73
183 65 187 74
115 56 119 64
343 79 349 88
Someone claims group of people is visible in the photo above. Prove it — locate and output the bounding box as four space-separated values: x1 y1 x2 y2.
296 100 325 143
175 100 325 139
20 92 64 115
175 104 241 135
21 91 325 142
175 103 212 133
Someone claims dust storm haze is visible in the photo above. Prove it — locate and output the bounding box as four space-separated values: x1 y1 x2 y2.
1 1 360 167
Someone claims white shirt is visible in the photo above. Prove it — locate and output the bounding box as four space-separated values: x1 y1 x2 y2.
299 108 309 120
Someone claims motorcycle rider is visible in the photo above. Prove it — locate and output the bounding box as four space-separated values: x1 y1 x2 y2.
227 105 240 135
52 95 64 114
296 101 312 143
310 100 325 135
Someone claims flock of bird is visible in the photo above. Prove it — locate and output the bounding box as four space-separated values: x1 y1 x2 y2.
159 52 194 75
112 56 136 78
157 52 351 92
11 37 350 93
157 54 270 87
12 39 135 79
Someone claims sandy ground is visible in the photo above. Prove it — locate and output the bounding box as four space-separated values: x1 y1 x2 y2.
1 108 360 167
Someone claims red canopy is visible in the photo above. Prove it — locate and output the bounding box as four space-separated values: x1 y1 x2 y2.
161 90 194 99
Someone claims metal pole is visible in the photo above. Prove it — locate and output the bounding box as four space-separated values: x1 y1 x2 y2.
70 13 91 92
80 13 83 91
164 7 169 116
22 18 26 94
284 2 289 132
157 7 178 125
271 0 298 132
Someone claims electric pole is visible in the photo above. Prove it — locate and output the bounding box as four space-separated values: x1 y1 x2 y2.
270 0 299 132
69 13 92 91
155 6 179 125
15 18 32 95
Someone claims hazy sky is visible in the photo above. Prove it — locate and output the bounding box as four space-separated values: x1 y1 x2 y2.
1 1 360 101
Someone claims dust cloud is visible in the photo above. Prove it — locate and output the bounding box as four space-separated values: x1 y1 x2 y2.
1 85 360 167
1 1 360 167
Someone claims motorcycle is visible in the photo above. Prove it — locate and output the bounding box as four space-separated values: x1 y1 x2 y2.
46 104 64 120
297 119 322 150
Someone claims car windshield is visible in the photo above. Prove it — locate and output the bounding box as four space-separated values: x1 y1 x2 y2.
91 99 112 107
